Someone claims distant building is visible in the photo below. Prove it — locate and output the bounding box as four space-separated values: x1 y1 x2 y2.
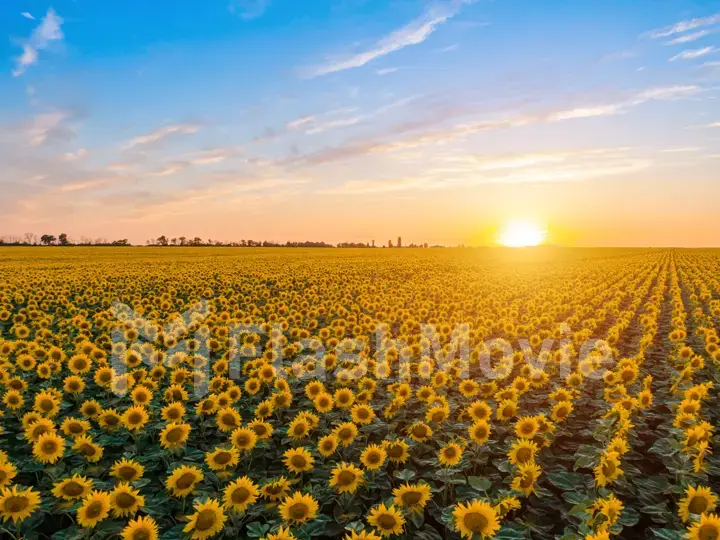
372 240 375 247
397 236 402 248
388 240 393 248
424 243 428 248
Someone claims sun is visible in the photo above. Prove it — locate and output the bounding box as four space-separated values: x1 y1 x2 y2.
496 221 547 247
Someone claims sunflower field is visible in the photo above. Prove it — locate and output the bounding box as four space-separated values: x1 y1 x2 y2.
0 247 718 540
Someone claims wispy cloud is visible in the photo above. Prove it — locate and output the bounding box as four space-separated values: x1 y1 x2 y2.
290 85 701 167
12 8 63 77
376 67 399 75
668 30 712 44
647 13 720 38
61 148 88 162
123 124 201 150
662 146 704 153
702 121 720 127
21 12 35 20
323 148 650 194
228 0 270 20
669 46 715 61
24 110 76 146
303 0 474 77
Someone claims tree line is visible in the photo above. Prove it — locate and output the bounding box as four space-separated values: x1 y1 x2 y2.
0 233 433 248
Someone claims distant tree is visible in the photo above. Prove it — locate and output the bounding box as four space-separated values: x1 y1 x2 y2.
40 234 56 246
23 232 36 245
179 236 187 246
58 233 70 246
156 235 169 246
192 237 203 246
170 237 177 246
111 239 129 246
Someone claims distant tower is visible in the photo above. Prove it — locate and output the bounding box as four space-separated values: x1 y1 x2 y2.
388 240 393 248
397 236 402 248
372 240 375 247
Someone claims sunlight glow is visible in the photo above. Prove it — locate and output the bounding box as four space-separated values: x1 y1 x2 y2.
497 221 547 247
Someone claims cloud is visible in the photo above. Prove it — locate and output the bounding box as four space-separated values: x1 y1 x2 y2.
123 124 201 150
669 47 715 61
289 85 701 167
228 0 270 20
668 30 712 44
12 8 63 77
662 146 704 153
702 121 720 127
23 110 76 146
21 12 35 20
303 0 474 77
647 13 720 39
306 116 363 135
61 148 88 161
376 67 399 75
548 104 624 121
323 148 651 194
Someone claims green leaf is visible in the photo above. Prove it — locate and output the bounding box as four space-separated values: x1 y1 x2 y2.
651 529 684 540
546 471 587 492
246 522 270 538
468 476 492 492
619 507 640 527
395 469 416 481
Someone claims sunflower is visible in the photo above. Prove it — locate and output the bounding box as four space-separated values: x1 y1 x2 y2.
33 432 65 464
329 462 365 494
334 422 359 447
266 526 298 540
514 416 540 439
467 401 492 422
511 462 542 496
109 482 145 517
318 434 339 457
161 402 186 422
494 495 521 518
77 490 111 528
288 417 312 440
63 375 86 395
159 422 191 449
508 439 539 466
98 408 123 430
360 445 387 471
216 407 242 432
407 421 433 443
383 440 410 464
121 515 159 540
222 476 258 513
204 446 239 472
596 493 624 529
351 404 376 425
111 458 145 483
0 462 17 488
679 485 718 522
0 485 41 524
184 498 227 539
52 474 93 501
334 388 355 408
60 417 91 438
229 426 258 451
469 420 492 445
434 441 462 467
166 465 204 497
688 513 720 540
247 420 273 441
594 452 623 487
279 491 319 524
551 400 573 423
255 400 274 419
452 499 500 539
496 400 518 422
261 477 292 502
283 447 314 474
367 503 405 537
2 390 23 410
72 435 104 463
393 483 431 510
24 418 56 442
120 405 149 432
34 390 60 417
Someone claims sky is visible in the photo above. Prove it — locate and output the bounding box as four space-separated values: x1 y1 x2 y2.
0 0 719 247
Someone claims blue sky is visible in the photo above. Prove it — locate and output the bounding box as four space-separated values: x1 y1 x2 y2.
1 0 719 246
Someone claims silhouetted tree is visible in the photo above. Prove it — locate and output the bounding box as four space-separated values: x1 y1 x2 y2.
156 235 169 246
58 233 70 246
40 234 56 246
